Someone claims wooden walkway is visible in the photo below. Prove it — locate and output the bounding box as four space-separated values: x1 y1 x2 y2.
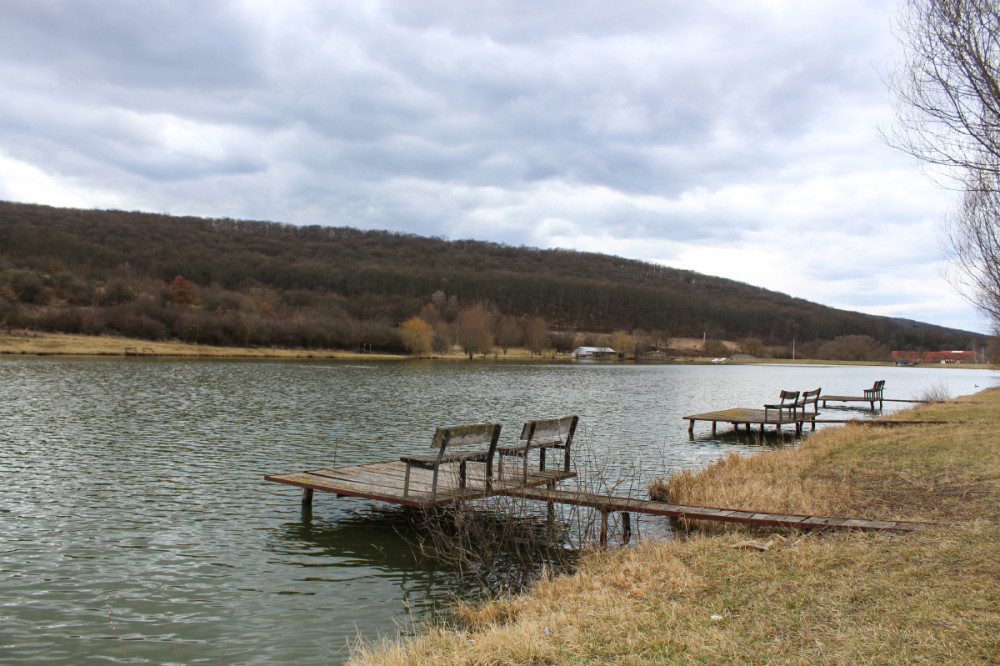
503 487 926 542
684 408 950 436
820 395 931 408
683 408 817 436
265 460 575 510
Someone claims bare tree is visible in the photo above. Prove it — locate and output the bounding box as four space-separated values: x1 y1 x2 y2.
947 183 1000 322
455 304 494 359
524 316 550 356
888 0 1000 326
494 314 523 355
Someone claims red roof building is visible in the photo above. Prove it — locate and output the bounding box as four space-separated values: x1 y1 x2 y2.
891 350 982 364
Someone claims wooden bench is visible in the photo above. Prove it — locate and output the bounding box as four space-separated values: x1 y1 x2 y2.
864 380 886 409
497 415 578 482
400 423 502 500
820 380 886 410
763 390 799 420
794 387 822 429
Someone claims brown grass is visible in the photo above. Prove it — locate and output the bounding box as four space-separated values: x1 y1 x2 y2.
350 389 1000 665
0 331 403 359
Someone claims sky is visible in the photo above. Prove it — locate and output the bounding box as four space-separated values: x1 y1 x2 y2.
0 0 987 334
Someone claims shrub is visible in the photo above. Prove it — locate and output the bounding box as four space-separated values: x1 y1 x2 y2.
702 339 729 357
108 313 168 340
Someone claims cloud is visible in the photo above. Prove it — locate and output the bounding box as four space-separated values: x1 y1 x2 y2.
0 0 985 332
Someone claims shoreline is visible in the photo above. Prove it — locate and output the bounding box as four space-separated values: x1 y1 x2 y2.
1 332 992 369
350 390 1000 664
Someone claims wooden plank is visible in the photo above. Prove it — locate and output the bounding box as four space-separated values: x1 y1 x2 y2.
266 459 575 510
500 488 927 533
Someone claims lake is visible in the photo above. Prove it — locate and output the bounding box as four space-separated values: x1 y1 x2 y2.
1 358 995 664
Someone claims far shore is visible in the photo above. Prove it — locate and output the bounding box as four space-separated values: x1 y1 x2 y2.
0 331 992 369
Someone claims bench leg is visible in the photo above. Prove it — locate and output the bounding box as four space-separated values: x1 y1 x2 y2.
430 466 440 502
539 447 546 471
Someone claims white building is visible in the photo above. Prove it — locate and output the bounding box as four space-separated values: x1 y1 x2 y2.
573 346 617 358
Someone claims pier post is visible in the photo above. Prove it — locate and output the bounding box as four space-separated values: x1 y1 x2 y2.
622 512 632 545
301 488 314 507
546 481 556 525
599 508 609 548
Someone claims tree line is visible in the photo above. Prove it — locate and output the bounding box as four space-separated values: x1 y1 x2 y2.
0 200 983 356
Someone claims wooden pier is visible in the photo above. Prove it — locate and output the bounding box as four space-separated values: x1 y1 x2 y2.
265 459 927 542
683 408 817 436
265 460 575 510
504 487 926 545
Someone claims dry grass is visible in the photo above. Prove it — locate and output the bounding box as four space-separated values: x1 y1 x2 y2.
350 389 1000 665
0 332 552 361
0 331 402 359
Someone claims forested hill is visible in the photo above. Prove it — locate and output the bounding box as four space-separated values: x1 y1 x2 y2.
0 200 980 354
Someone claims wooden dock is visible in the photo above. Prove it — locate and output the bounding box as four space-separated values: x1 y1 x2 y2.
503 487 926 545
265 460 576 510
820 396 930 408
683 408 817 436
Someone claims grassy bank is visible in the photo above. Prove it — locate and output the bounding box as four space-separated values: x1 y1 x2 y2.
0 331 405 359
350 390 1000 664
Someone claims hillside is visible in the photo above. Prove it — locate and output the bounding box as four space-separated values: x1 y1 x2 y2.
0 200 982 355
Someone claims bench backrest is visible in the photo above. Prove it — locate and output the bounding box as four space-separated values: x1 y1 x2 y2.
776 390 799 404
799 388 821 412
431 423 502 451
866 380 885 397
519 414 578 446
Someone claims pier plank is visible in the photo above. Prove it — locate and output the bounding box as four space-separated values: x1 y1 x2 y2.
500 487 925 533
266 459 576 510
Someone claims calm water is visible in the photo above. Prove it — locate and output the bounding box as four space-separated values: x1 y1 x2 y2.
1 358 995 664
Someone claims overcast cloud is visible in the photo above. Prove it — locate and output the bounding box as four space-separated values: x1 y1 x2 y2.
0 0 985 333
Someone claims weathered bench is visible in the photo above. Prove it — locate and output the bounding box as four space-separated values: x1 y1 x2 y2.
864 380 886 409
497 415 578 482
794 387 822 429
400 423 502 500
763 390 799 420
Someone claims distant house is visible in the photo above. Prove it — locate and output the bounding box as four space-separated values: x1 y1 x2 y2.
573 346 617 359
891 350 982 365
